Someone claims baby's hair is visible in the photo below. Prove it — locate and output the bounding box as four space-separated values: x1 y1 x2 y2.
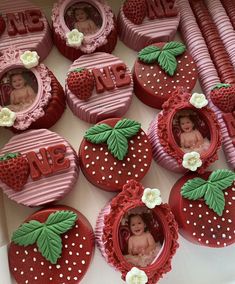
178 114 196 129
128 214 148 232
9 72 26 85
74 6 91 19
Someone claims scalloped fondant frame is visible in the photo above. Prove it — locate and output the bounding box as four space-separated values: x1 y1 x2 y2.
0 48 52 130
100 180 179 284
52 0 116 54
157 87 222 173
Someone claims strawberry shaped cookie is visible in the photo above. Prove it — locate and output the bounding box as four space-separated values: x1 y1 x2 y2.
67 68 94 101
169 169 235 247
0 152 29 191
210 83 235 113
79 118 152 191
133 42 198 109
9 205 94 284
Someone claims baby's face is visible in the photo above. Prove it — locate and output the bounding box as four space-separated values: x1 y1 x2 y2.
180 116 194 133
130 215 145 236
11 74 25 90
75 9 88 22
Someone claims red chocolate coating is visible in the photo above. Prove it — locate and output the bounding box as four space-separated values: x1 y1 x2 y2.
9 205 94 284
169 172 235 247
79 118 152 192
133 43 198 109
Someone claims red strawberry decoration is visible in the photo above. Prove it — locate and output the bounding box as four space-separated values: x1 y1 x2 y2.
0 152 29 191
123 0 146 25
67 68 94 100
210 83 235 113
9 206 94 284
0 13 6 36
169 170 235 247
79 118 152 192
133 41 198 108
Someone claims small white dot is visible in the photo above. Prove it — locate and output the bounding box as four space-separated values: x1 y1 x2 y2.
21 271 24 275
183 208 187 212
30 267 33 271
14 268 17 271
68 267 72 271
33 248 37 252
92 148 96 151
56 265 61 269
115 180 119 184
222 234 226 238
85 155 89 159
41 272 44 276
91 161 95 165
74 277 78 280
65 260 69 264
217 241 220 245
24 250 28 255
86 251 90 255
49 266 52 269
84 146 88 150
33 257 36 262
69 251 73 255
49 278 53 281
80 244 83 248
128 172 131 176
60 274 63 278
108 175 112 179
65 235 68 239
186 220 190 224
228 219 232 223
73 262 77 265
78 270 82 273
22 259 25 262
189 204 193 208
41 262 44 265
76 233 79 237
96 156 99 160
193 222 197 226
65 244 68 248
34 277 37 280
67 276 71 280
82 260 86 264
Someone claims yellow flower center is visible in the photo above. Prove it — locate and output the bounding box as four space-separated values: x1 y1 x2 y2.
147 192 155 201
188 157 197 165
132 275 141 284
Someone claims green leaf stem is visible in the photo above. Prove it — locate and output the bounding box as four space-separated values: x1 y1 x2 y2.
11 210 77 264
138 41 186 76
181 170 235 216
84 119 141 160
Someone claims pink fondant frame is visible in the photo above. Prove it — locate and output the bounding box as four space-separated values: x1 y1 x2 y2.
52 0 114 53
157 87 222 173
101 180 179 284
0 48 52 130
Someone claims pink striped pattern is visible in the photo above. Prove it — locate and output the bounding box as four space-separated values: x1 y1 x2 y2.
65 52 133 124
0 129 79 207
0 0 53 61
177 0 235 169
117 6 180 51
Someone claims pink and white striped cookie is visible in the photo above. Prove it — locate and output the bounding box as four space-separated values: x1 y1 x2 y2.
0 0 53 61
65 52 133 124
117 0 180 51
0 129 79 207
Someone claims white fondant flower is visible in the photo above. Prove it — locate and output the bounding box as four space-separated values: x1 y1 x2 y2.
189 93 208 108
20 51 40 69
66 29 84 48
126 267 148 284
0 108 16 127
141 188 162 209
182 151 202 171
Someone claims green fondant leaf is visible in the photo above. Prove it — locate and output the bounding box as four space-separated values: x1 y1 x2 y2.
0 152 19 161
212 83 231 90
162 41 186 56
138 45 161 64
107 130 128 160
209 169 235 191
45 210 77 235
158 51 177 76
84 124 113 144
114 119 141 139
37 228 62 264
204 186 225 216
181 178 208 200
11 220 44 246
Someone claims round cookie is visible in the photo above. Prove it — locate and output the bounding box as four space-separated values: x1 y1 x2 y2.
96 180 179 283
0 0 53 61
0 129 79 207
9 205 94 284
0 48 66 132
65 52 133 123
148 88 221 174
79 118 152 192
169 170 235 247
51 0 117 61
117 0 180 51
133 42 198 109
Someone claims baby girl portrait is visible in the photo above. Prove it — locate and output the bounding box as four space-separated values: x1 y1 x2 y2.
119 207 163 267
65 2 102 36
173 110 210 154
0 68 38 112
